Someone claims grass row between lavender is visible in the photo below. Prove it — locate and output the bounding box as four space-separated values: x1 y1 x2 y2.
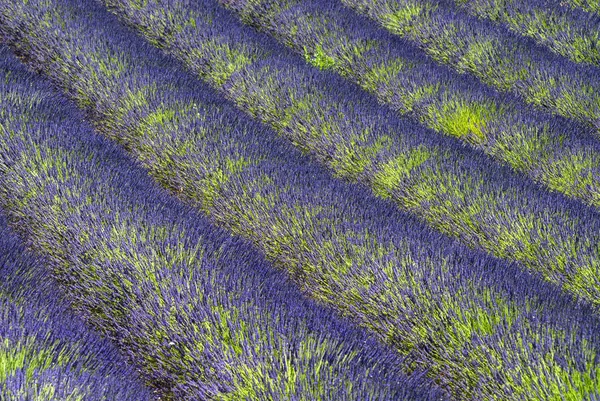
338 0 600 135
0 166 151 400
450 0 600 67
2 0 600 399
0 44 438 401
221 0 600 210
92 0 600 310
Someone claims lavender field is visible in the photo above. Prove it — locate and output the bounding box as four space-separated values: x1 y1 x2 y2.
0 0 599 399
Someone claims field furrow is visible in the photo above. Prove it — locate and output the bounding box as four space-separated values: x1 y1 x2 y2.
1 0 600 399
0 38 433 401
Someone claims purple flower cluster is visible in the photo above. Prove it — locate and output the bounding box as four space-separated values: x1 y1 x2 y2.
341 0 600 134
1 0 600 399
0 45 444 400
451 0 600 66
88 0 600 311
0 172 151 398
222 0 600 211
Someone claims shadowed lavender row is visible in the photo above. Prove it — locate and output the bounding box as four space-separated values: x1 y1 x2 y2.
0 45 440 400
0 160 152 400
446 0 600 67
2 0 600 398
221 0 600 209
89 0 600 309
338 0 600 135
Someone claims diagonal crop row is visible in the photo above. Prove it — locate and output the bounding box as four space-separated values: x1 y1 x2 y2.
0 236 151 401
221 0 600 211
565 0 600 15
0 183 151 399
2 0 600 398
338 0 600 134
447 0 600 66
0 44 438 401
85 0 600 309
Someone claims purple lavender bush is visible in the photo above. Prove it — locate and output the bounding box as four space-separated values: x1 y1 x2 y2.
0 45 445 400
1 0 600 399
448 0 600 67
569 0 600 14
0 229 151 400
0 164 152 399
339 0 600 135
49 0 600 310
220 0 600 211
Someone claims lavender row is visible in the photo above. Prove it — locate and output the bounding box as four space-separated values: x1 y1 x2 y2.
336 0 600 135
221 0 600 210
567 0 600 15
95 0 600 309
3 0 600 398
0 238 150 400
0 139 151 400
0 44 438 401
448 0 600 66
